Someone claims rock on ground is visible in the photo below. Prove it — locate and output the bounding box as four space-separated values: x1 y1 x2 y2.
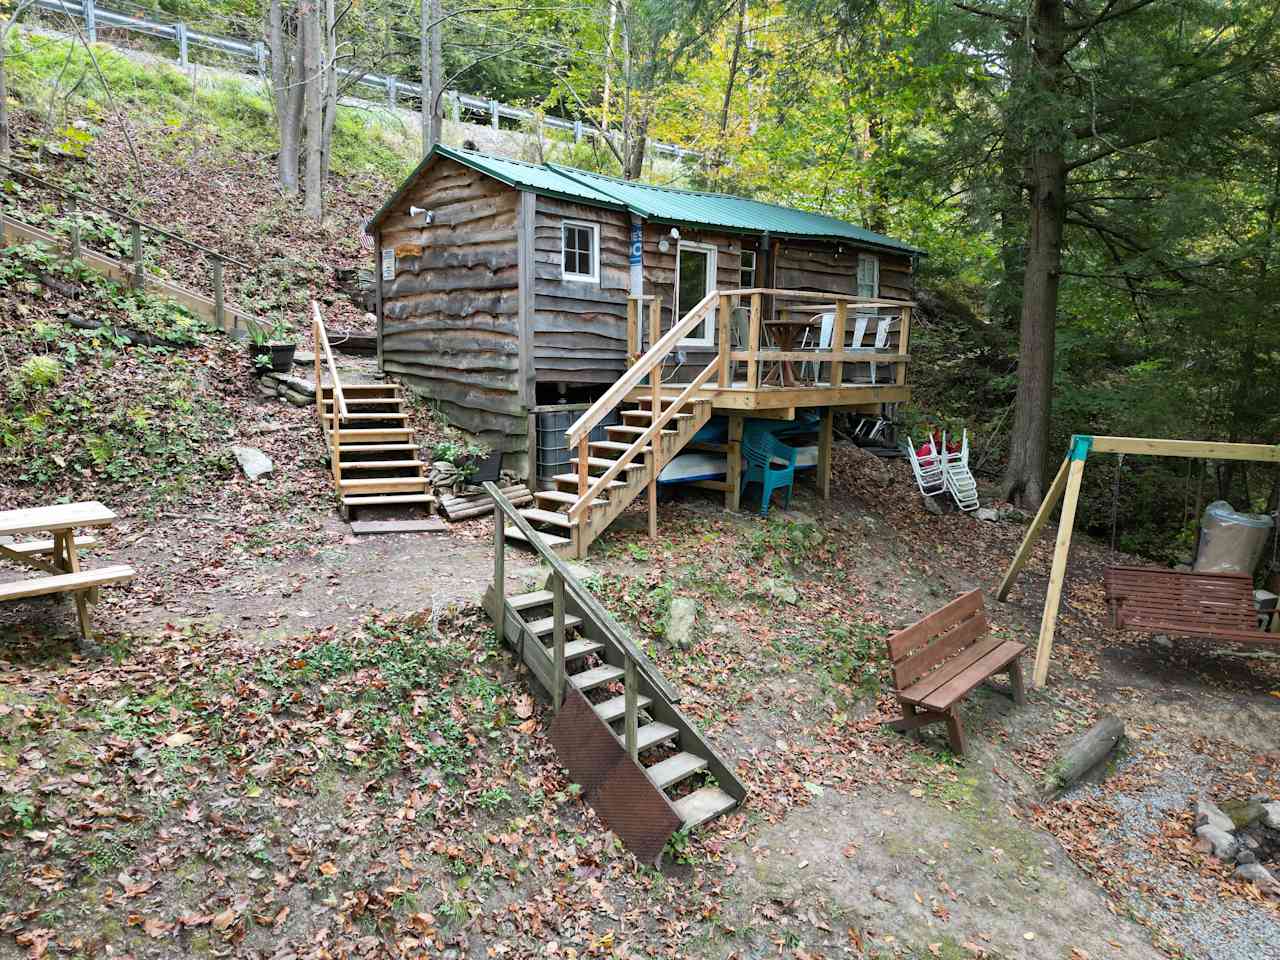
231 445 274 480
666 597 698 649
1195 799 1236 835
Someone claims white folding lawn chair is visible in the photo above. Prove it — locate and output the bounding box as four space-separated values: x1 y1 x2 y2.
941 430 980 511
798 312 835 383
904 433 946 497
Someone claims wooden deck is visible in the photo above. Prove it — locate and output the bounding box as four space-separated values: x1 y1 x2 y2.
631 380 910 413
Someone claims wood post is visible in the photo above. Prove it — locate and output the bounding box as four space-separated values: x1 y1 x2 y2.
623 655 638 761
648 297 660 540
577 436 589 498
552 572 566 711
1032 452 1088 688
726 415 743 511
626 297 638 364
746 293 761 390
818 407 834 499
717 293 732 387
897 305 911 386
211 255 225 331
130 220 144 289
493 510 506 625
830 302 848 386
996 457 1070 600
68 199 81 262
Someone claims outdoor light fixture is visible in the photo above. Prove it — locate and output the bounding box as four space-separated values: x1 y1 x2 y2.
409 206 435 224
669 227 681 240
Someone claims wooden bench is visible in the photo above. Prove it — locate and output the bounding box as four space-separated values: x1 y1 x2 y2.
1 536 97 558
0 565 136 603
883 589 1026 755
1103 565 1279 646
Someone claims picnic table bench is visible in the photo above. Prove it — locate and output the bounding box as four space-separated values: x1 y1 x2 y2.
882 589 1026 755
0 502 135 643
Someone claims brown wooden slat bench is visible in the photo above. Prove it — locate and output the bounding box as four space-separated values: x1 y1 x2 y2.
1103 565 1279 646
883 589 1026 755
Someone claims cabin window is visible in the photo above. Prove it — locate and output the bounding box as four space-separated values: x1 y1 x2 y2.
857 253 879 299
739 249 756 288
561 221 599 283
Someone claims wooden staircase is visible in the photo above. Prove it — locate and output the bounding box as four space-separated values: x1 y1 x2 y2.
510 292 723 559
485 486 746 858
312 305 434 519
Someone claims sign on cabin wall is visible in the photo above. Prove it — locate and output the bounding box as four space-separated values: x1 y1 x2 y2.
381 248 395 281
394 243 424 258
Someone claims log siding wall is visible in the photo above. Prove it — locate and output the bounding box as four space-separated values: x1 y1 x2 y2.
378 158 527 464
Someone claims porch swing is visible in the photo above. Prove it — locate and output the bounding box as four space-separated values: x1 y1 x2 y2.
996 434 1280 689
1103 455 1279 644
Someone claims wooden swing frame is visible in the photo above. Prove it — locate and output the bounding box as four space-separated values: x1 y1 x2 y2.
995 435 1280 688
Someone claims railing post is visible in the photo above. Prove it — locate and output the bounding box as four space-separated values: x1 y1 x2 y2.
573 119 583 143
830 301 848 386
211 255 225 331
897 304 911 386
84 0 97 43
624 655 638 761
493 509 506 628
130 220 144 289
552 573 566 711
626 297 638 365
387 76 397 108
746 293 761 390
255 41 268 81
68 199 81 262
717 293 731 387
490 99 500 129
175 22 189 67
313 316 324 423
648 297 661 540
577 435 589 499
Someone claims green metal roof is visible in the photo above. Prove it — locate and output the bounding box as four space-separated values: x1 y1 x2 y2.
370 145 920 254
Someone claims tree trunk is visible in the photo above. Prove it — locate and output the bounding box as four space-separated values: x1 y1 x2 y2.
421 0 442 154
302 0 324 220
0 20 10 162
319 0 337 183
272 0 304 196
1001 0 1068 508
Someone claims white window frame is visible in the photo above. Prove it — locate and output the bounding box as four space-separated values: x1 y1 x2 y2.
675 240 718 347
561 220 600 284
739 249 756 289
857 253 880 300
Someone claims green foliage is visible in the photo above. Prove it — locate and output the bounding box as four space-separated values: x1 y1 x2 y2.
14 355 63 394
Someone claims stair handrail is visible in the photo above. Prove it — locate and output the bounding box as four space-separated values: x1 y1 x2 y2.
565 289 719 448
486 481 680 704
568 360 719 523
311 302 349 419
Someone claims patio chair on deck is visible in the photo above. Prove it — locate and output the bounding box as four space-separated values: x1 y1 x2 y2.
743 426 797 516
798 312 835 384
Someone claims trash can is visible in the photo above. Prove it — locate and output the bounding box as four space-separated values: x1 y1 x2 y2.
1194 500 1274 576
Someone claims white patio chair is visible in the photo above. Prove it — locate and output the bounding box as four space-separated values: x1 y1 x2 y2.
904 433 946 497
941 430 980 511
798 312 835 383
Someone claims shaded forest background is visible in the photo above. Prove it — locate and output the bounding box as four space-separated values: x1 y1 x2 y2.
2 0 1279 562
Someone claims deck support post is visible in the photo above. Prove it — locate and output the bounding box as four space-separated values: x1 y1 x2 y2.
1032 438 1090 688
648 297 661 540
552 572 566 711
626 297 638 365
717 294 732 387
746 294 762 390
829 303 848 386
726 415 744 511
818 407 834 499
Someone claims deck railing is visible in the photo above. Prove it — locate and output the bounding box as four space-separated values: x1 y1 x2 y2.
312 303 348 487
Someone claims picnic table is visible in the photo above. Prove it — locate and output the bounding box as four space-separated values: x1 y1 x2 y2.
764 314 821 387
0 501 135 643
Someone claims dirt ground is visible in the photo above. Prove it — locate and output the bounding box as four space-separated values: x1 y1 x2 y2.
3 441 1279 958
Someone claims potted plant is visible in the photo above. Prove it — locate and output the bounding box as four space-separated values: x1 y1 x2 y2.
248 318 296 374
431 438 502 487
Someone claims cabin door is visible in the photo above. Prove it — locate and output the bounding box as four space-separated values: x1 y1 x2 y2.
676 241 716 346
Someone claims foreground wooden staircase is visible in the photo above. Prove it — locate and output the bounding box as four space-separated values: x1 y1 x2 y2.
312 305 434 519
485 485 746 861
509 292 722 558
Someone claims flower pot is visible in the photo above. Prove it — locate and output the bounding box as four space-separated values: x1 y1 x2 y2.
252 342 296 375
467 450 503 483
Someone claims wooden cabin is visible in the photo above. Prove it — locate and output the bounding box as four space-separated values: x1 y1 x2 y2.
367 145 921 555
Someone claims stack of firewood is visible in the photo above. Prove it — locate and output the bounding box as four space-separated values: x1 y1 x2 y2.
437 483 533 521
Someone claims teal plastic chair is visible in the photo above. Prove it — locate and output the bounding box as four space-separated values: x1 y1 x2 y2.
742 428 797 516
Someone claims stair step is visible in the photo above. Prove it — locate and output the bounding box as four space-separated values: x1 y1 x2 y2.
551 473 627 491
322 384 401 395
338 443 419 453
519 508 575 529
645 752 708 790
627 721 679 753
608 425 677 437
534 490 607 508
672 785 738 830
569 457 646 472
335 428 414 442
342 493 436 506
556 637 605 660
339 459 425 470
323 397 402 407
525 613 584 636
570 664 624 693
508 589 554 611
590 440 652 455
622 410 693 422
338 478 430 494
593 693 653 724
504 525 572 549
324 412 408 422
